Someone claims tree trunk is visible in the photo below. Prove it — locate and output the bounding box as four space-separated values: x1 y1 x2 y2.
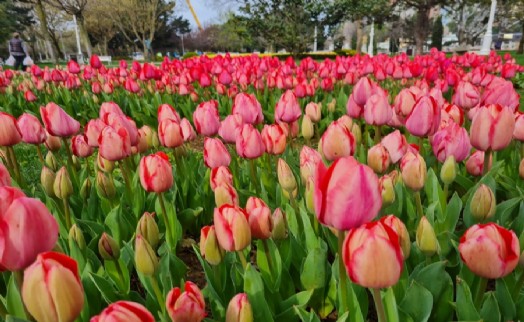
34 0 58 63
518 20 524 54
414 7 431 55
355 19 363 54
76 14 92 57
143 40 149 61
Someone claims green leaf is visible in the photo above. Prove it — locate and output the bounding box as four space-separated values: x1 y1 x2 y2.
300 247 327 290
439 193 462 233
294 306 321 322
6 276 26 319
244 264 274 322
399 281 433 322
456 277 481 320
275 290 314 321
5 316 30 322
104 259 130 295
88 273 119 303
480 292 501 322
383 287 400 322
495 278 516 320
256 239 283 292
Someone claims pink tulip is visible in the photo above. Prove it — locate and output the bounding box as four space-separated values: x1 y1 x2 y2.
98 126 131 161
219 114 244 144
210 166 233 191
158 103 181 123
261 124 287 155
364 93 393 126
193 100 221 136
346 94 364 118
314 157 382 230
470 104 515 151
320 120 356 161
0 163 10 187
482 80 520 112
246 201 272 240
166 282 206 322
452 81 480 110
158 119 184 148
232 93 264 125
71 135 94 158
44 131 62 151
466 150 492 176
85 119 106 147
90 55 102 69
24 90 37 102
67 60 80 74
213 204 251 251
393 89 417 121
352 77 375 106
99 102 124 120
300 146 323 183
0 195 58 270
459 223 519 279
367 144 391 174
405 96 440 137
430 121 471 162
275 90 302 123
441 103 465 127
91 301 154 322
236 124 265 159
245 197 268 214
514 113 524 141
343 221 403 288
0 112 22 146
305 102 321 123
104 113 139 146
180 118 197 142
139 152 173 193
40 102 80 137
17 113 45 145
204 138 231 168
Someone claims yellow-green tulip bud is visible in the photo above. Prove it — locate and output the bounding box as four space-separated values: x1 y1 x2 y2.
416 216 439 257
53 167 73 200
98 233 120 260
135 235 158 276
440 156 457 185
136 212 160 250
470 184 496 222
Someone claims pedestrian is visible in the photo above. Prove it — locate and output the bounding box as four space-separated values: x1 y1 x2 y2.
9 32 28 71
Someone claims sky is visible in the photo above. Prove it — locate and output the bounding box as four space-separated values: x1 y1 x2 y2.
179 0 239 30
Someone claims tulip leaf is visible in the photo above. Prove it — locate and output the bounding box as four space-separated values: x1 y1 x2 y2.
104 206 133 245
294 306 321 322
441 192 462 233
495 197 521 227
495 278 516 320
256 239 283 293
383 287 400 322
105 259 130 295
88 272 119 304
192 245 227 303
480 292 501 322
158 252 187 294
399 281 433 322
275 290 314 321
5 277 26 319
300 247 327 291
5 316 30 322
244 264 275 322
455 277 481 320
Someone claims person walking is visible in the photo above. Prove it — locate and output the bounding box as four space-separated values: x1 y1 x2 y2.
9 32 28 71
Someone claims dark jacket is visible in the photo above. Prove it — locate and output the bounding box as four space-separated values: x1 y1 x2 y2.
9 38 26 57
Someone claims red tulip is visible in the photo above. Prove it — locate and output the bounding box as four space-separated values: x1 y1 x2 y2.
210 166 233 191
193 100 221 136
180 118 197 142
459 223 519 279
213 204 251 251
17 113 46 145
314 157 382 230
275 90 302 123
232 93 264 125
24 90 37 102
452 81 480 110
98 126 131 161
343 221 403 288
0 112 22 146
40 102 80 137
470 104 515 152
85 119 106 147
158 119 184 148
22 252 84 322
319 120 356 161
235 124 265 159
204 138 231 168
430 121 471 162
90 55 102 69
0 195 58 270
139 152 173 193
405 96 440 137
158 103 181 124
261 124 287 155
67 60 80 74
0 163 10 187
99 102 125 120
219 114 244 144
166 282 206 322
91 301 154 322
71 135 94 158
364 92 393 126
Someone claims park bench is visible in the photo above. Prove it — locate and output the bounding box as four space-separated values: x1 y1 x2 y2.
98 56 112 64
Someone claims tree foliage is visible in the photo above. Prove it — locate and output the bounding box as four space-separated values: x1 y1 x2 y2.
0 0 34 44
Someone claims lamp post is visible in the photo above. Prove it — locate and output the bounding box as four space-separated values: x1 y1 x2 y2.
368 19 375 57
480 0 497 55
72 15 82 61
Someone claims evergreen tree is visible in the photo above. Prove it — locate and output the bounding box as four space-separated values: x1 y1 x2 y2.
0 0 34 44
431 15 443 50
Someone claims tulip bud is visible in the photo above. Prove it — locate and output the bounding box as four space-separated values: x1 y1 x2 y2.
367 144 391 174
135 234 158 275
379 175 396 206
277 158 297 193
53 167 73 199
80 177 91 200
226 293 253 322
97 154 115 173
305 177 315 214
200 225 225 265
68 224 86 250
271 208 287 240
380 215 410 259
45 151 58 171
416 216 439 257
401 152 427 191
282 187 298 200
440 156 457 185
301 116 314 140
41 166 56 197
470 184 496 222
520 158 524 180
215 183 239 207
98 233 120 260
136 212 160 250
351 123 362 145
96 171 116 200
72 155 81 170
327 98 336 113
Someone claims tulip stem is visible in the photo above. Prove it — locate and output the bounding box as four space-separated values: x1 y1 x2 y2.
118 160 132 198
6 146 22 185
337 230 348 315
113 259 126 293
474 277 488 309
262 239 275 276
374 125 382 144
249 159 260 195
289 192 304 236
36 145 45 165
418 137 425 156
237 250 248 270
61 138 78 186
13 271 34 321
63 197 72 230
512 271 524 300
372 288 387 322
483 149 492 176
415 191 424 218
0 299 7 320
149 276 166 315
157 192 175 251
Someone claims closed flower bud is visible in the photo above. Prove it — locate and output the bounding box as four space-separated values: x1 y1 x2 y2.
69 224 86 250
136 212 160 250
45 151 58 171
80 177 91 200
351 123 362 145
215 183 239 207
470 184 496 222
40 166 56 197
400 152 427 191
99 233 120 260
305 177 315 213
416 216 439 257
301 115 314 140
200 225 224 265
282 187 298 200
440 156 457 185
277 158 297 193
214 205 251 252
135 235 158 276
226 293 253 322
96 171 116 200
271 208 287 240
53 167 73 200
379 175 396 206
367 144 391 174
97 154 115 173
380 215 410 259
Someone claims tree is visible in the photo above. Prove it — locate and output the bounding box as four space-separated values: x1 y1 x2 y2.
431 15 443 50
0 0 34 44
444 0 489 47
84 0 118 55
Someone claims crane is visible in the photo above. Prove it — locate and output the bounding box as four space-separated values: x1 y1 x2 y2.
185 0 203 32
